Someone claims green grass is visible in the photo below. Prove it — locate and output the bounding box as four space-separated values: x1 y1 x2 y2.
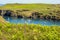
0 23 60 40
0 4 60 10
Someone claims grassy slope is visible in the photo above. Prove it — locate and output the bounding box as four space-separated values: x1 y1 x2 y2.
0 23 60 40
0 16 7 24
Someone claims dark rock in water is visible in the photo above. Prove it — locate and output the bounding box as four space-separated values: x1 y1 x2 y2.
47 16 51 19
40 15 44 19
0 9 60 20
0 10 2 15
56 19 60 21
31 12 40 19
44 15 51 19
43 15 46 19
37 16 40 18
17 15 23 18
27 16 32 19
51 16 56 20
43 15 52 20
3 10 12 16
43 15 48 19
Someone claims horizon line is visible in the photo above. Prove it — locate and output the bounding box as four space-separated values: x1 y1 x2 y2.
0 3 60 4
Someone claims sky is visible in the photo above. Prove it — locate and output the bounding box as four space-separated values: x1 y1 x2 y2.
0 0 60 4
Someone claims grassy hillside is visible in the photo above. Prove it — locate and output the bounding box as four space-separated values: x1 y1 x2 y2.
0 4 60 12
0 4 60 13
0 16 7 24
0 23 60 40
0 4 60 10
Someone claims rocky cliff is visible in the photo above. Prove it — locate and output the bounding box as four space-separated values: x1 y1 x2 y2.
0 9 60 20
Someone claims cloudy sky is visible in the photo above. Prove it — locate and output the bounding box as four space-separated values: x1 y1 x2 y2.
0 0 60 4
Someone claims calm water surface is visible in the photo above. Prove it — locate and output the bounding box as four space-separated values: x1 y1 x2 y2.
3 16 60 26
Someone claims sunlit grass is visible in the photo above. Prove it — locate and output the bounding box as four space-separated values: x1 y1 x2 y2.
0 23 60 40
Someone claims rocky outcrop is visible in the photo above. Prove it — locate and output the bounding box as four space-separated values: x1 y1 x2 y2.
3 10 12 16
0 10 60 20
0 10 2 15
17 15 23 18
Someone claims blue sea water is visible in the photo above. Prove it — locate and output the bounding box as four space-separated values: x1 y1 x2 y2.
3 16 60 26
